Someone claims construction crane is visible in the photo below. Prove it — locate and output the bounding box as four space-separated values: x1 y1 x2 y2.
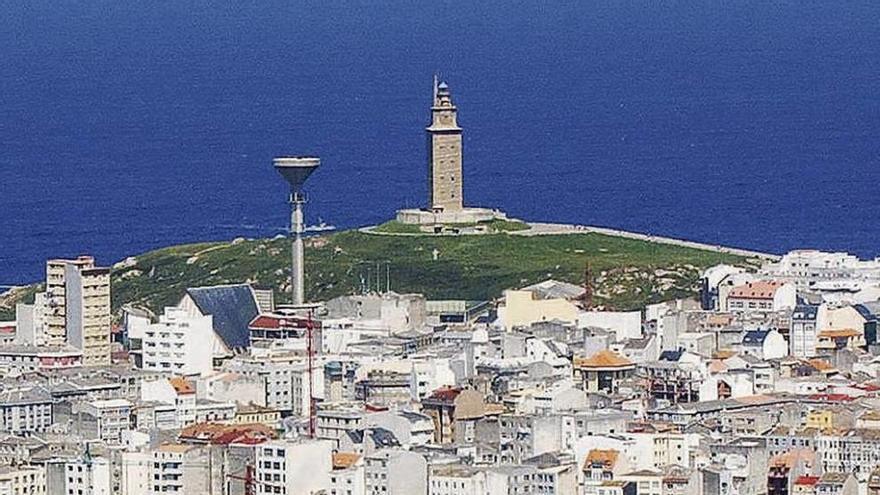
582 262 594 310
226 464 259 495
306 307 317 438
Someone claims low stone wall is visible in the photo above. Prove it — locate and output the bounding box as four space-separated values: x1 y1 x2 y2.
395 207 507 225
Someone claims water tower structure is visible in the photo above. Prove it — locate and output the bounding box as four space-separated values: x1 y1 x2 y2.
274 156 320 305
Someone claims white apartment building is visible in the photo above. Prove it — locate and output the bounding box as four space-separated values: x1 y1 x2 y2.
330 453 365 495
725 280 796 313
225 351 324 415
45 256 112 366
142 307 214 376
150 444 210 495
140 378 196 428
429 465 486 495
47 456 111 495
0 465 46 495
365 449 427 495
762 250 880 291
317 407 365 447
255 439 332 495
814 430 880 480
120 451 151 495
0 344 82 374
0 387 53 434
81 399 132 445
617 470 663 495
429 464 574 495
14 291 48 346
790 304 819 358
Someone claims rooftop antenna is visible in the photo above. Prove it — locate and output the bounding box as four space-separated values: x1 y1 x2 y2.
433 73 439 105
274 156 320 305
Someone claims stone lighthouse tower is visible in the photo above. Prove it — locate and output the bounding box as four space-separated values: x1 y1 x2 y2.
426 76 463 212
395 75 506 227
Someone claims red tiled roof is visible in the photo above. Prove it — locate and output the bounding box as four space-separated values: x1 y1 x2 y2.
427 387 461 402
333 452 361 469
249 314 310 330
179 422 276 445
573 350 634 369
111 350 130 361
818 328 861 339
807 359 836 372
729 280 785 300
794 476 820 486
169 377 195 395
771 449 815 469
583 449 619 471
808 393 853 402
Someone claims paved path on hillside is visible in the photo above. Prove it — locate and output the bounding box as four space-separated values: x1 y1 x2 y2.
511 223 780 260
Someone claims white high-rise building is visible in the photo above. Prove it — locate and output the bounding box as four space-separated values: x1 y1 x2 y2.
14 292 48 346
365 449 427 495
47 456 111 495
255 439 332 494
120 451 151 495
0 465 46 494
142 307 214 376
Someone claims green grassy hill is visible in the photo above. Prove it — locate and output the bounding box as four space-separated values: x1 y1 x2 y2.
1 230 750 320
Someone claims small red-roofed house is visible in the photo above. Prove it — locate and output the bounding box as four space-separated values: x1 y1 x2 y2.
793 475 820 495
573 350 636 394
582 449 631 494
421 387 485 444
725 280 796 313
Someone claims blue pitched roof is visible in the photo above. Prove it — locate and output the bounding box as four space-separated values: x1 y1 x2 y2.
855 303 880 321
186 284 258 350
369 427 400 448
743 330 770 345
659 350 683 362
792 304 819 321
346 429 364 444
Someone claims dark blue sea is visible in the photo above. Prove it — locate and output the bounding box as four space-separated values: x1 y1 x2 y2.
2 1 879 285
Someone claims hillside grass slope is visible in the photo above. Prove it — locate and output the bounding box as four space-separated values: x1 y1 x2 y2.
1 230 749 320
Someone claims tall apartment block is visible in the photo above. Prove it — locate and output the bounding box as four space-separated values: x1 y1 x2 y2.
45 256 111 366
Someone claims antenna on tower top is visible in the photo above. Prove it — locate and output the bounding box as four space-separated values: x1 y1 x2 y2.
433 73 439 105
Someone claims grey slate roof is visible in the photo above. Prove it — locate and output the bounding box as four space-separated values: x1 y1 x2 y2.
186 284 258 350
522 279 585 300
398 411 430 423
0 387 52 406
624 337 652 350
